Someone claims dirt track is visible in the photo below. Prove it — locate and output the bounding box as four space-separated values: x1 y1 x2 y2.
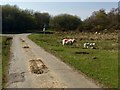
6 34 101 88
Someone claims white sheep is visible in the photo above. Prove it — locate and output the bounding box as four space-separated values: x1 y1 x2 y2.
84 43 90 49
84 42 96 49
95 32 98 34
62 38 76 45
89 43 96 49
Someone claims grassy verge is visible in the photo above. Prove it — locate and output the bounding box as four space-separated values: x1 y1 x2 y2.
2 36 12 88
0 37 2 89
28 32 118 88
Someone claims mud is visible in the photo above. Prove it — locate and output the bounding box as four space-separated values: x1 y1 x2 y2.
20 38 25 42
8 72 25 84
22 45 30 48
29 59 48 74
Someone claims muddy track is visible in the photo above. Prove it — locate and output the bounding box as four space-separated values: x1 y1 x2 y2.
6 34 101 88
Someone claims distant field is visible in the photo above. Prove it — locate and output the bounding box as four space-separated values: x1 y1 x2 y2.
29 32 118 88
2 36 12 87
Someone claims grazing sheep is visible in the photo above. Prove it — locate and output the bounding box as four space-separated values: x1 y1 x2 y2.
95 32 101 35
62 38 76 45
84 42 96 49
89 43 96 49
84 43 90 49
95 32 98 34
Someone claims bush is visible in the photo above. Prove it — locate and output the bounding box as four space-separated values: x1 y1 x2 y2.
50 14 81 31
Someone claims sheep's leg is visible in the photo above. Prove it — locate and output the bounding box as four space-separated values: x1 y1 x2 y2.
62 41 65 45
86 46 87 48
84 44 86 48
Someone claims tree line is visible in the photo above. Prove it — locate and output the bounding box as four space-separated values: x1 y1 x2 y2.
2 4 119 33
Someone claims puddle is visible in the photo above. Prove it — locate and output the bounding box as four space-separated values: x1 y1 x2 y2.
20 38 25 42
8 72 25 84
22 45 30 48
29 59 48 74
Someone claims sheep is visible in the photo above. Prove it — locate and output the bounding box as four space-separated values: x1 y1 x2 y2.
62 38 76 45
84 42 90 49
95 32 98 34
89 43 96 49
95 32 100 35
84 42 96 49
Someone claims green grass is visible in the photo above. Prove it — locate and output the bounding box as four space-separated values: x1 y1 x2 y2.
1 36 12 88
28 32 118 88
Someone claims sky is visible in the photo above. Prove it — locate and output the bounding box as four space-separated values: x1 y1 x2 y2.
1 0 119 2
1 2 118 20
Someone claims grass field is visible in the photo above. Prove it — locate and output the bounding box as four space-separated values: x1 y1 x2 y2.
29 31 118 88
1 36 12 88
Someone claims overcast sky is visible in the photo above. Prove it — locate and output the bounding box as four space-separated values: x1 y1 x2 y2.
1 2 118 20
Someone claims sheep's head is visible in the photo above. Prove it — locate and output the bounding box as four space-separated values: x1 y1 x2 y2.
73 39 76 43
92 43 96 45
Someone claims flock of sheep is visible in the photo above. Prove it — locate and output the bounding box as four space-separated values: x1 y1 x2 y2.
61 32 102 49
62 38 96 49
